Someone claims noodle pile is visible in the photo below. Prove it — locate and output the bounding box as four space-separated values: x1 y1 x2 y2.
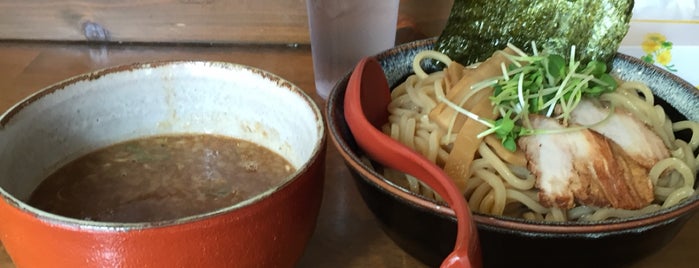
382 50 699 222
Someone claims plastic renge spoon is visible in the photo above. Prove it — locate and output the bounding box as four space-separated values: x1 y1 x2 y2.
343 57 482 268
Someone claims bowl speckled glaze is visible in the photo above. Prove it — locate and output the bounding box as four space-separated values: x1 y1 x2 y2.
0 61 326 267
326 38 699 268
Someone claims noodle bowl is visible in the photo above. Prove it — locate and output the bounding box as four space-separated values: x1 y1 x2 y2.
382 49 699 222
327 38 699 267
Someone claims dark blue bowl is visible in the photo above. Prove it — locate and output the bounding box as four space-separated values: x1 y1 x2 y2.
326 38 699 268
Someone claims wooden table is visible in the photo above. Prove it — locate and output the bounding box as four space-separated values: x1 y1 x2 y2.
0 41 697 267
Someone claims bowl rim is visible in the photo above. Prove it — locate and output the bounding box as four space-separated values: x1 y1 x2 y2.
0 60 327 231
326 38 699 234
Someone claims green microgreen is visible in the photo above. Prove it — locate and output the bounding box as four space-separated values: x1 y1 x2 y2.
448 42 618 151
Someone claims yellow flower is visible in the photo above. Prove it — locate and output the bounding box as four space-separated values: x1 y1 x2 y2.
638 32 677 72
656 50 672 66
641 40 660 53
641 33 667 53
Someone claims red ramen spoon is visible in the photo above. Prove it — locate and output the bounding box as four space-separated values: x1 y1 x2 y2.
344 57 482 268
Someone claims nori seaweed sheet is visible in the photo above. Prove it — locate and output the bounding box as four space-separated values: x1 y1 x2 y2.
435 0 634 65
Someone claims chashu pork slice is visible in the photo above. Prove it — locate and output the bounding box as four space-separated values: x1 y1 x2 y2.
517 116 584 208
570 100 670 169
518 116 654 209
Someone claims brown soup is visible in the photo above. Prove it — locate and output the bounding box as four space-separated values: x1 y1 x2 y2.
27 134 295 223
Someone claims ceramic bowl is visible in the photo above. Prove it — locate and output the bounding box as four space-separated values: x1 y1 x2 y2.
326 38 699 267
0 61 326 267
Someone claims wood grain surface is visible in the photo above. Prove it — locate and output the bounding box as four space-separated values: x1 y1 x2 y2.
0 0 310 44
0 0 453 45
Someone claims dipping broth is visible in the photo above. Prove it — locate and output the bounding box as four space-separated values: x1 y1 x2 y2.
27 134 295 223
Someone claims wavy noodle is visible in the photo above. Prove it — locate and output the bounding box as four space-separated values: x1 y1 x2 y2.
472 169 507 215
413 50 452 79
381 50 699 222
505 189 549 214
464 177 484 199
567 206 596 220
663 187 695 208
674 121 699 150
649 158 695 189
476 143 536 190
547 208 567 222
469 182 492 212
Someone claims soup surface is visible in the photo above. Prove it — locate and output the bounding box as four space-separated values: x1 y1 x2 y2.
28 134 295 223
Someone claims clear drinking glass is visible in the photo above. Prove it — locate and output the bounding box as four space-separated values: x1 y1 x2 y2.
306 0 400 100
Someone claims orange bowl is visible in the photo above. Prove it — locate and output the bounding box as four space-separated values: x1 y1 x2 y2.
0 61 326 267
